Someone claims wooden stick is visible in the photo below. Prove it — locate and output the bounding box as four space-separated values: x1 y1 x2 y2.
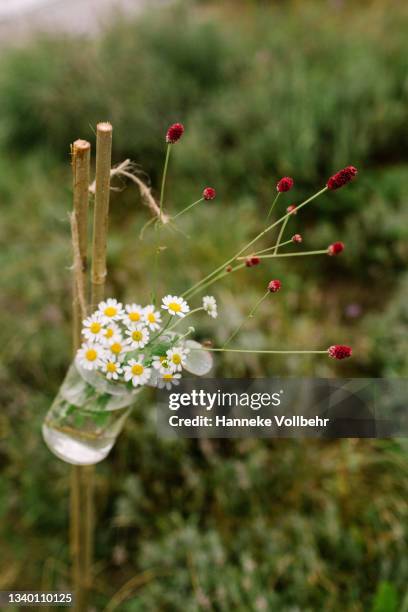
91 122 113 308
69 125 112 610
71 139 91 348
78 122 112 607
70 213 87 322
70 139 91 611
70 467 82 610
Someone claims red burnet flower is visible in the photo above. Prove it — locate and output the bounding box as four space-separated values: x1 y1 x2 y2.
287 204 297 215
226 265 233 273
328 345 352 360
277 177 294 192
166 123 184 144
327 166 358 190
268 279 281 293
203 187 216 201
328 241 344 256
292 234 302 243
245 255 260 267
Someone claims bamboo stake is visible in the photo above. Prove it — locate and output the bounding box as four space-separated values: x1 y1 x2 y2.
83 463 95 596
71 139 90 348
70 468 82 611
70 139 91 611
79 122 112 608
91 122 113 308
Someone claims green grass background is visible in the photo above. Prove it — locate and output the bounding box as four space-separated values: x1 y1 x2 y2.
0 1 407 609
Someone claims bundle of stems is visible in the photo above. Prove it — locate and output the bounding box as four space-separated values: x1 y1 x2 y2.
152 135 353 360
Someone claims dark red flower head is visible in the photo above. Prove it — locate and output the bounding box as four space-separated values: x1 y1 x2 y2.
292 233 302 243
268 279 281 293
226 265 233 273
328 345 352 360
327 166 358 190
287 204 297 215
203 187 216 201
245 256 260 268
328 241 344 256
277 177 294 193
166 123 184 144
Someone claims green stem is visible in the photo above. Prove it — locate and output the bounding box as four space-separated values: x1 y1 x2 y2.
168 326 195 347
254 249 327 260
187 263 245 299
159 144 171 218
251 237 293 258
172 197 204 221
149 315 172 344
153 144 172 303
223 291 269 348
151 223 160 304
147 325 194 360
274 215 289 255
139 216 156 240
266 192 280 220
167 307 204 332
191 348 328 354
183 186 327 298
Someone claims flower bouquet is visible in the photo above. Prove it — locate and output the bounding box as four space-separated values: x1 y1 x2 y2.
43 122 356 467
42 296 214 465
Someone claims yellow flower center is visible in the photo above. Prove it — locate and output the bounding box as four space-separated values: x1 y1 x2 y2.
132 330 143 342
163 374 173 380
147 312 156 323
104 306 117 317
172 354 182 365
106 362 117 373
131 364 144 376
129 311 140 322
85 349 97 361
111 342 122 354
90 322 102 334
168 302 181 313
105 328 114 338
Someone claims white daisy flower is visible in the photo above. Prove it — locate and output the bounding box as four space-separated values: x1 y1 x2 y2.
203 295 218 319
107 337 128 358
98 298 124 322
100 356 123 381
123 303 144 326
157 372 182 390
125 324 150 349
152 355 171 374
77 342 106 371
162 295 190 318
82 312 106 342
166 345 190 372
143 305 162 331
102 322 121 344
123 358 151 387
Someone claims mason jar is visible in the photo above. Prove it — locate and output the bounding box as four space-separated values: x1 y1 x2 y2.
42 359 142 466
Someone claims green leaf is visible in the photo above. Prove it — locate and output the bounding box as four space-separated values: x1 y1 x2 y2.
93 411 110 428
73 413 86 428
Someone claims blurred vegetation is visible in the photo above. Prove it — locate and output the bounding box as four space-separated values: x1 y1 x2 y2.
0 1 407 610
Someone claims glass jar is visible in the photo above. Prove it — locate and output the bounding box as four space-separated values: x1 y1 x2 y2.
42 359 142 466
